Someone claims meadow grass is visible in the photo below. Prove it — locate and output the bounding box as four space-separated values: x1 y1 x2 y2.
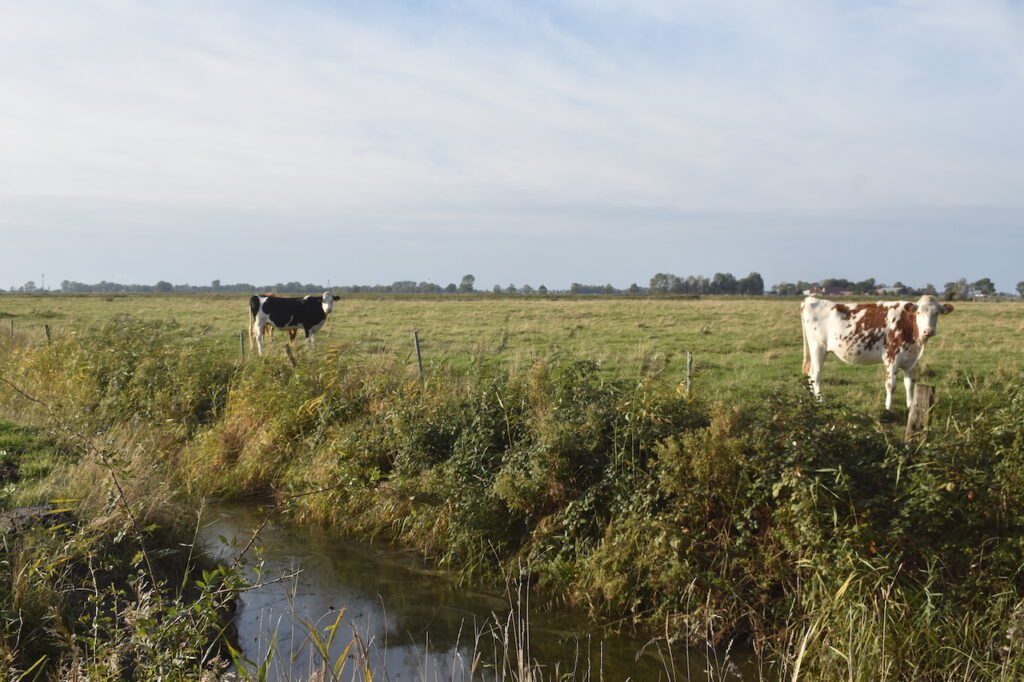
0 293 1022 679
1 292 1018 416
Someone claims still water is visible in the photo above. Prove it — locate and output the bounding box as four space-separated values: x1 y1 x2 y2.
200 503 753 681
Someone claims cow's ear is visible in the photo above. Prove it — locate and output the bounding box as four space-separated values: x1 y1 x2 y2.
333 295 340 301
906 303 918 313
943 304 954 314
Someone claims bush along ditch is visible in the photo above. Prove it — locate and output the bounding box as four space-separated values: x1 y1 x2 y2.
2 319 1024 678
0 418 248 680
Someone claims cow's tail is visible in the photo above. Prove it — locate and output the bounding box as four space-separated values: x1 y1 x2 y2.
800 302 810 376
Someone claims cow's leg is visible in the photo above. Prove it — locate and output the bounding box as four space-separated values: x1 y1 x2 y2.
806 345 826 400
252 319 266 356
903 366 916 408
884 361 897 411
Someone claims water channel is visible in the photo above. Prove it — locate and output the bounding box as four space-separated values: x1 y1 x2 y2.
200 503 756 681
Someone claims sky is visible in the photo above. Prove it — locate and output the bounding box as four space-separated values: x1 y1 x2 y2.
2 0 1023 292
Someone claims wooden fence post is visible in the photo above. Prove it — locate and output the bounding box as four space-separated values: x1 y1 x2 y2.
413 330 424 381
239 331 246 361
43 324 51 342
8 319 12 337
685 351 693 396
905 384 934 442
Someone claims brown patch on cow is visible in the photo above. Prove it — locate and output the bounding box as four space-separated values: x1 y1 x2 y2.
886 303 919 364
832 303 851 319
852 304 888 332
837 303 888 351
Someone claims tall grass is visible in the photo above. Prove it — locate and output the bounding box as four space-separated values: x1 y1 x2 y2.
0 419 243 679
1 313 1022 679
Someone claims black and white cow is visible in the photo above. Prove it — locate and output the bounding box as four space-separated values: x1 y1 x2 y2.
249 291 339 355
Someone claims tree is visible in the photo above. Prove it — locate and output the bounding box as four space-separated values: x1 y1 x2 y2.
445 283 457 293
505 284 517 294
492 284 502 294
459 274 475 293
710 272 737 295
739 272 764 296
771 282 799 296
628 283 641 294
538 285 548 295
1017 281 1024 297
972 278 995 296
943 278 971 301
391 281 417 293
521 284 534 294
155 280 173 293
852 278 876 295
649 273 678 294
822 278 852 291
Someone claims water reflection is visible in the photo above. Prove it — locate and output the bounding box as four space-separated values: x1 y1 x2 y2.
200 502 752 681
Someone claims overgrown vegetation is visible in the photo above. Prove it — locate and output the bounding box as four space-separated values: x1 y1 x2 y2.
1 306 1022 679
0 343 240 679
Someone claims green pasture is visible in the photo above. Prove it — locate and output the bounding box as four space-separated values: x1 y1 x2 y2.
1 293 1023 679
1 293 1019 414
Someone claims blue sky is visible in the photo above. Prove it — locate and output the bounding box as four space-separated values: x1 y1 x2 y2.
2 0 1022 291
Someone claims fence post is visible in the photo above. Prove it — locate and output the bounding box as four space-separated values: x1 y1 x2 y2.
44 324 51 342
9 319 13 337
905 384 934 442
685 351 693 396
239 331 246 361
413 330 424 381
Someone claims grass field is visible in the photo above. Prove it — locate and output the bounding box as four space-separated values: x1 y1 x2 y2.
2 292 1024 679
1 292 1020 414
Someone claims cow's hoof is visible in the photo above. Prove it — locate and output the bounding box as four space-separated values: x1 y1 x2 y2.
877 409 900 423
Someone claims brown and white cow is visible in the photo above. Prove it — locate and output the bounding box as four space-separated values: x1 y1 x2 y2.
801 295 954 410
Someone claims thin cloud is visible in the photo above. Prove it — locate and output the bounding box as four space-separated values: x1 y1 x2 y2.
1 1 1021 289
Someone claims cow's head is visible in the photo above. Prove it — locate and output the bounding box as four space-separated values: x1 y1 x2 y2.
321 291 340 314
908 295 954 341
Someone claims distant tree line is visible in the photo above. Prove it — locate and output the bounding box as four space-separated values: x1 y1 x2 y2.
51 279 329 294
650 272 765 295
767 276 1014 300
769 277 890 297
1 273 1020 298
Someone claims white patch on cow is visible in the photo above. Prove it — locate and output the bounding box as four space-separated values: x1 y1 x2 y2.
250 295 272 356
